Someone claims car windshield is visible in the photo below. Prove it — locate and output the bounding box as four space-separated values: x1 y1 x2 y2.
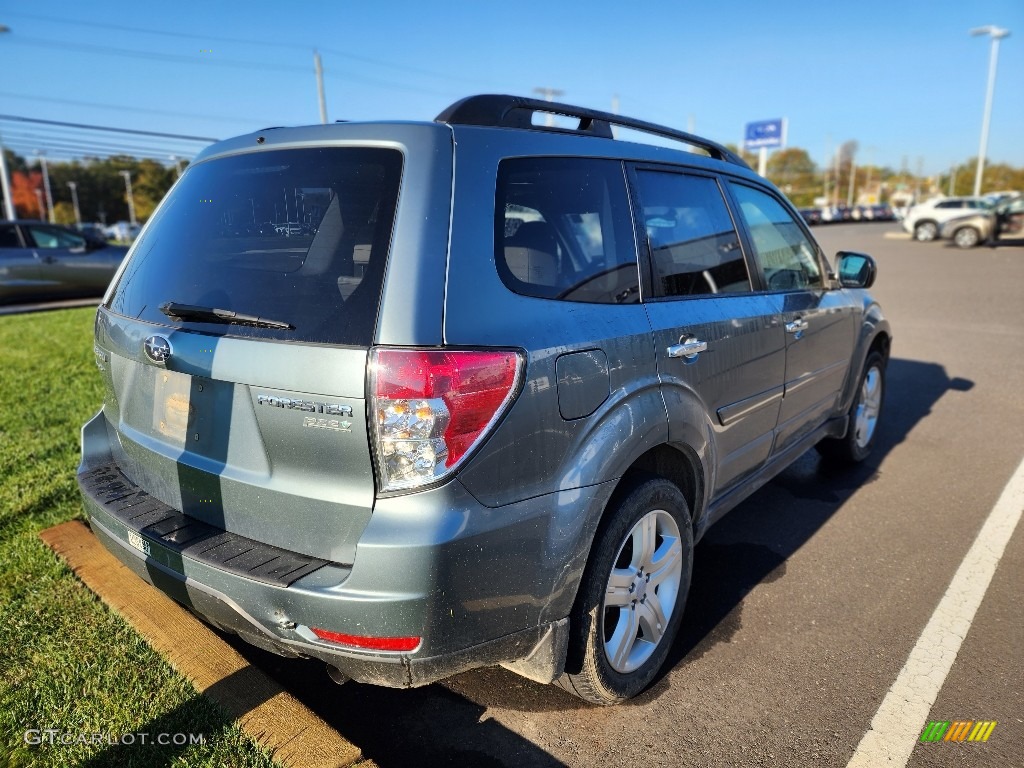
106 147 403 346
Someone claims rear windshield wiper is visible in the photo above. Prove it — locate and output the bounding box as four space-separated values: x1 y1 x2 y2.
159 302 294 330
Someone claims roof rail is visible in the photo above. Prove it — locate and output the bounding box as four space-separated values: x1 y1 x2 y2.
435 94 749 168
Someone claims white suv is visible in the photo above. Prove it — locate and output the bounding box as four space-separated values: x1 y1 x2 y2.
902 197 992 241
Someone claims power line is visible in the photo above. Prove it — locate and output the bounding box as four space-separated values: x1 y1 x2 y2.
7 36 310 74
4 10 490 87
0 115 216 142
0 91 273 127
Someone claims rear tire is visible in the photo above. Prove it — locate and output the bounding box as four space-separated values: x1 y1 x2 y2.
817 351 885 464
555 475 693 705
913 221 938 241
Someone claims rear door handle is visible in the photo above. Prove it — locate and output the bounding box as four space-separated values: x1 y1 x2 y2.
667 338 708 360
785 319 809 334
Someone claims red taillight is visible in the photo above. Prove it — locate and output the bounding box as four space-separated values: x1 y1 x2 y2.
371 348 522 491
311 627 421 652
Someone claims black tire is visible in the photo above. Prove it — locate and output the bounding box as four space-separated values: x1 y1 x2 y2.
913 221 938 241
556 475 693 705
817 350 886 464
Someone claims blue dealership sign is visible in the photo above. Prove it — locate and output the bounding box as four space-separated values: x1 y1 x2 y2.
744 119 785 150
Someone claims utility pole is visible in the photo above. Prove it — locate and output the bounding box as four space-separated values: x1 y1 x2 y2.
37 151 54 223
833 145 841 207
67 181 81 226
119 170 136 227
847 152 857 207
533 87 564 126
169 154 183 178
34 188 43 219
315 50 327 124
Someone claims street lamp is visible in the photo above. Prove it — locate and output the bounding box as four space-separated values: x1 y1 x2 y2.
36 151 54 223
969 25 1011 197
119 170 137 227
67 181 82 226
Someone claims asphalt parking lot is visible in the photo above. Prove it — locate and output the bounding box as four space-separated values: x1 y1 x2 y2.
210 222 1023 768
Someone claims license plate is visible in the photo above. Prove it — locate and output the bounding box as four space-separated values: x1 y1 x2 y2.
127 530 151 556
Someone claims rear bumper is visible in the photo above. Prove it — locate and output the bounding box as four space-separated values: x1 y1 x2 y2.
79 411 610 687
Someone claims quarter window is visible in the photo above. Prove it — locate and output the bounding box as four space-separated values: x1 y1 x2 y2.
495 158 639 304
729 183 823 291
633 171 749 297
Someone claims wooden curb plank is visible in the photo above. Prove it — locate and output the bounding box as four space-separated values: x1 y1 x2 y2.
40 520 367 768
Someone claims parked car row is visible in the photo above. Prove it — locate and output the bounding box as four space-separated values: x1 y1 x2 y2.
901 193 1022 248
799 204 896 226
937 196 1024 248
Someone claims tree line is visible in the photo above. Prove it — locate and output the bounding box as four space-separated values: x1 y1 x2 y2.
3 150 183 226
4 147 1022 224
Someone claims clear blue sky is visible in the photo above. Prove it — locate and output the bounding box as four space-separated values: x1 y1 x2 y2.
2 1 1022 176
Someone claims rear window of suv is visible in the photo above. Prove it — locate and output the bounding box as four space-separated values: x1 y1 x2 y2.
106 147 402 346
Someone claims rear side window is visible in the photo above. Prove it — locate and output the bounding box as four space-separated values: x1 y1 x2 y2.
633 170 749 297
495 158 639 304
107 148 402 346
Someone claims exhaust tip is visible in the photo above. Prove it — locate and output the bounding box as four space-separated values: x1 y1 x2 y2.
326 664 350 686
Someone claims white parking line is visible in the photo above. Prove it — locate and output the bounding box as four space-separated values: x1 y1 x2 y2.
846 455 1024 767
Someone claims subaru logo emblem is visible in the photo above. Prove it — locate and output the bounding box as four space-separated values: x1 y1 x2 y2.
143 335 172 365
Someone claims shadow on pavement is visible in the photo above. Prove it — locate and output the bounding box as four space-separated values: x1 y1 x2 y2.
217 357 970 766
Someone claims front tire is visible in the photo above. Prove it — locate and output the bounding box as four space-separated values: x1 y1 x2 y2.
914 221 938 241
953 226 980 248
556 475 693 705
817 350 885 464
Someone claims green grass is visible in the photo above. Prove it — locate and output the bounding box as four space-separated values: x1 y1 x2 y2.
0 308 280 768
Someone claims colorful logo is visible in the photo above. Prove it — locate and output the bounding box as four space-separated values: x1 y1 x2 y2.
920 720 997 743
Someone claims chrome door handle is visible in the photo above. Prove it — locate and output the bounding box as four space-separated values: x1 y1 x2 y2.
667 338 708 360
785 319 809 334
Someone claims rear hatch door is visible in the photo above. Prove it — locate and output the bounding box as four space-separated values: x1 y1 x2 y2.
96 146 404 564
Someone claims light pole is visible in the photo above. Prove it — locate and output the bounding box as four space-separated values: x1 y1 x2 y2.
67 181 82 226
970 25 1010 197
169 154 183 178
36 151 54 223
0 25 14 220
119 170 137 227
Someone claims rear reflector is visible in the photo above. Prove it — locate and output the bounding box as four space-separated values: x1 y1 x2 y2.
370 348 522 492
311 627 421 652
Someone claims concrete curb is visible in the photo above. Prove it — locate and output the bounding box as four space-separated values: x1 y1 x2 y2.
40 520 371 768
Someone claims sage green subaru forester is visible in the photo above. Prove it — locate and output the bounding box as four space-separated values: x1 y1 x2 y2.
79 95 889 704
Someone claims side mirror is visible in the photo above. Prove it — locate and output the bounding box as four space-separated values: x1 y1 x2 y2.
835 251 877 289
